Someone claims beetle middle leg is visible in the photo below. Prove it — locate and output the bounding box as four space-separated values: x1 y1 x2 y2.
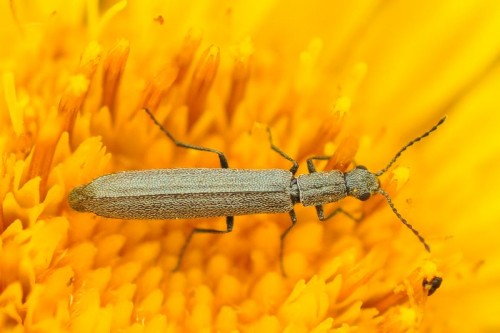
266 127 299 175
265 128 302 275
276 210 297 276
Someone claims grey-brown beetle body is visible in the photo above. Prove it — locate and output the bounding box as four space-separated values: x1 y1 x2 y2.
69 167 380 219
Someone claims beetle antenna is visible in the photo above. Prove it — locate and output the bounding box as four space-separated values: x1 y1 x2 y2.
377 188 430 252
376 116 446 176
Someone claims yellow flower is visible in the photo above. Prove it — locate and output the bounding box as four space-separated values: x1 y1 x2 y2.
1 1 499 332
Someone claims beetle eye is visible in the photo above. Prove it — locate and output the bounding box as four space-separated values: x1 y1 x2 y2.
358 192 370 201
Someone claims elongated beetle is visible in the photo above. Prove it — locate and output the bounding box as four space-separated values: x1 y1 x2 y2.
69 109 446 274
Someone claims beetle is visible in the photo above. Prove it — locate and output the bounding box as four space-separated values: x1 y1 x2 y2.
69 109 446 274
